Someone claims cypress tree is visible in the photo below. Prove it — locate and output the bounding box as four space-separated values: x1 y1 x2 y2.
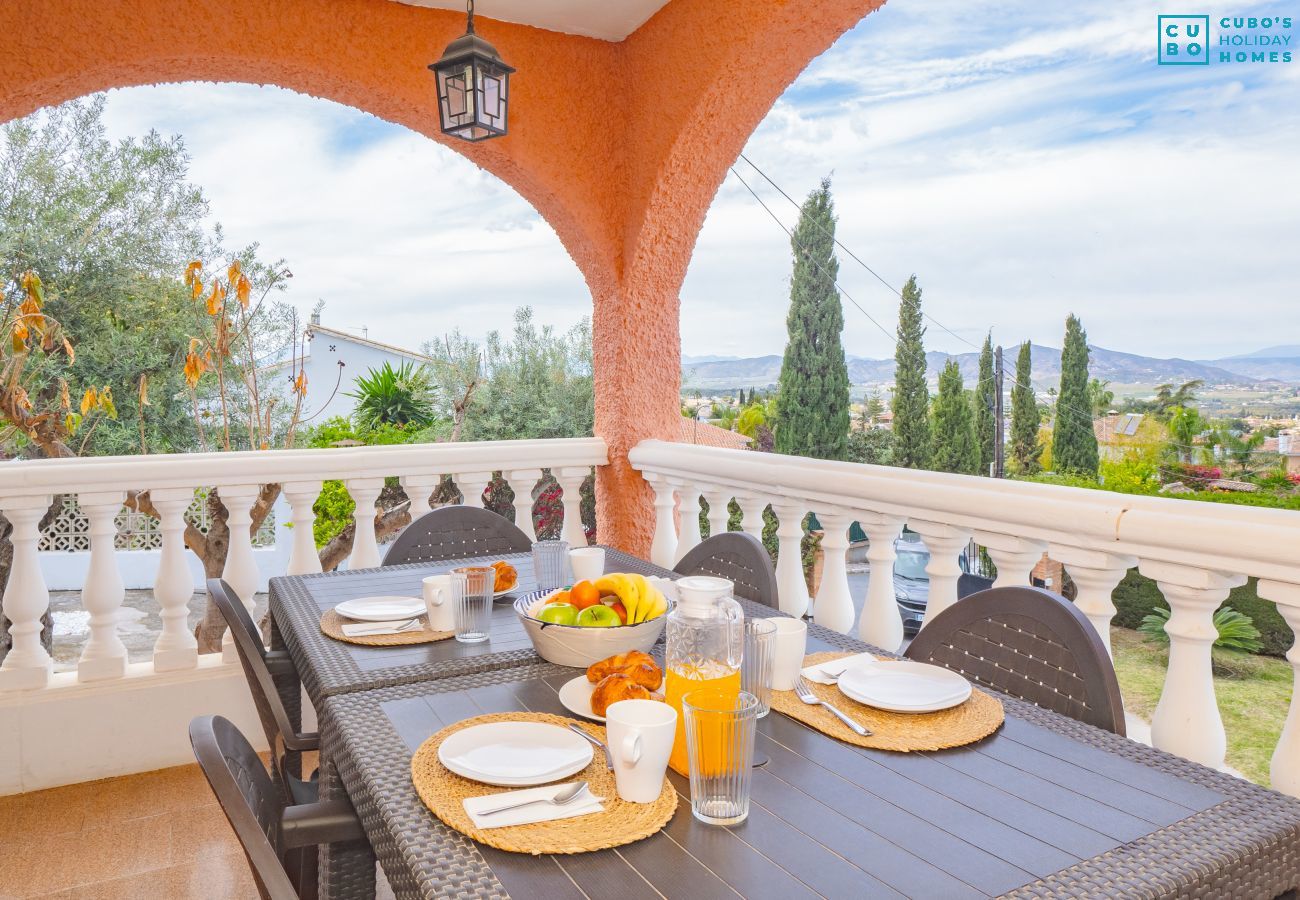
1053 314 1099 476
892 274 930 468
974 334 995 476
774 178 850 460
930 360 979 474
1010 341 1040 474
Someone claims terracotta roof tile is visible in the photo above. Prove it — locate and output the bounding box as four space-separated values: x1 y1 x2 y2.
678 419 752 449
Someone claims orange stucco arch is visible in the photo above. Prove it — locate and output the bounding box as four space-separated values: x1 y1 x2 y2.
1 0 884 553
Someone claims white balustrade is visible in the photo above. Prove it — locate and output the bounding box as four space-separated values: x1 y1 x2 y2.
702 487 730 539
975 532 1046 589
909 520 971 627
1049 545 1136 658
736 494 767 540
0 495 54 690
857 515 905 651
771 500 809 618
345 478 384 569
646 474 679 569
219 484 262 663
506 469 542 542
150 488 198 671
670 480 702 564
77 491 128 682
283 480 325 577
400 474 439 522
1263 580 1300 794
1143 561 1245 769
457 471 491 508
557 467 590 549
812 510 855 634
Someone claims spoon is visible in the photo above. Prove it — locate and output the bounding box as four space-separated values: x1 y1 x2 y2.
476 781 591 817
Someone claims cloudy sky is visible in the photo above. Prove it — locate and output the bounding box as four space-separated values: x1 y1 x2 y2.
97 0 1299 362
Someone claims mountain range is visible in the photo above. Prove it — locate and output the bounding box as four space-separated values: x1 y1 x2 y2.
681 346 1300 392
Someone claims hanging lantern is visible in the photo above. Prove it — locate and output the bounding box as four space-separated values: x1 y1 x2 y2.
429 0 515 142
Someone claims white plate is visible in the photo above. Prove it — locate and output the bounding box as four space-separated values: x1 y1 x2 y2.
438 722 594 786
836 660 972 714
557 675 605 722
333 596 425 622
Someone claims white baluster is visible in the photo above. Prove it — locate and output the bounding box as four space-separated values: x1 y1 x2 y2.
282 481 324 577
1049 545 1136 658
909 520 971 628
857 515 906 651
813 509 855 634
702 488 730 539
77 491 128 682
220 485 261 663
557 467 590 549
974 532 1046 588
1142 561 1244 769
345 478 383 570
669 480 702 564
457 471 491 508
647 475 679 569
507 469 542 542
771 500 809 618
0 495 54 690
399 475 438 522
151 488 197 672
1262 580 1300 797
736 494 767 540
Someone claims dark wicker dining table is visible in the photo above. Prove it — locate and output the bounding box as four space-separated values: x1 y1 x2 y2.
269 548 1300 900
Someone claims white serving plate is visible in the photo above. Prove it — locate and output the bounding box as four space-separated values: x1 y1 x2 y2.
836 660 972 714
557 675 605 722
438 722 593 786
334 596 426 622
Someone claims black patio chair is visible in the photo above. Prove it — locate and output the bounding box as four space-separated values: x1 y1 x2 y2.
904 585 1126 735
209 578 319 804
382 504 531 566
674 532 779 609
189 715 364 900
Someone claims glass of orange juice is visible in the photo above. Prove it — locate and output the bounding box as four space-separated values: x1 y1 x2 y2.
682 689 759 826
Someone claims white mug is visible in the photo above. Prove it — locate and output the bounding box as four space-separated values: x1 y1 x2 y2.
569 546 606 583
422 573 462 632
604 699 677 803
767 616 808 691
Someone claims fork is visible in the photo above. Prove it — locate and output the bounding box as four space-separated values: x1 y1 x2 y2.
794 675 871 736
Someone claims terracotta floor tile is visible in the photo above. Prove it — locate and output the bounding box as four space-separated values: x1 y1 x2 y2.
167 804 243 860
41 851 256 900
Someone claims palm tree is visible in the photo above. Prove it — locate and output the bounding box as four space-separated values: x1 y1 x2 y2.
346 361 435 430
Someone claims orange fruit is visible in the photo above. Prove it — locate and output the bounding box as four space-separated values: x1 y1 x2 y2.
570 580 601 610
546 590 571 606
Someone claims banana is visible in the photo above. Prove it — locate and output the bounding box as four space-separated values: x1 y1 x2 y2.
595 574 640 622
627 574 651 623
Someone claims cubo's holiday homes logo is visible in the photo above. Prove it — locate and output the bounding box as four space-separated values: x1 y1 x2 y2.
1158 14 1294 65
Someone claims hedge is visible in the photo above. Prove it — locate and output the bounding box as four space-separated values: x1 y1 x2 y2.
1112 569 1293 658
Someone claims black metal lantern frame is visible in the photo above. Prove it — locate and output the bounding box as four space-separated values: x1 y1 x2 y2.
429 0 515 142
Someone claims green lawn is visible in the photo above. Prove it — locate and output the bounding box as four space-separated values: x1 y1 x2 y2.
1111 626 1293 786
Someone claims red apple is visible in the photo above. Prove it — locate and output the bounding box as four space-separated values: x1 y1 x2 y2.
603 599 628 624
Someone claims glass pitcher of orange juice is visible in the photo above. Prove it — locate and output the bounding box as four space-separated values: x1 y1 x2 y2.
665 576 743 775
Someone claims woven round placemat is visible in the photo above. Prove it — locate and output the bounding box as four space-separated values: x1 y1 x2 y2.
411 712 677 855
319 609 453 647
769 651 1003 752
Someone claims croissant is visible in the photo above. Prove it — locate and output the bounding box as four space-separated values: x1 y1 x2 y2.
489 560 517 592
590 673 662 717
586 650 662 689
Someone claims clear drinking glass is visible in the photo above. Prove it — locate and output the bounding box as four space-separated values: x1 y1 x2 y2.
531 540 569 591
742 619 776 718
682 689 759 826
451 566 494 643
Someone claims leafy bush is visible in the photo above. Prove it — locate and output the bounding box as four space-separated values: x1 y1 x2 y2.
346 361 435 430
1139 604 1263 653
1169 462 1222 489
1114 571 1292 658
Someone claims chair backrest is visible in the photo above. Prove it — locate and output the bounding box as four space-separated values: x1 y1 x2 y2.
209 579 302 794
190 715 298 900
673 532 780 609
382 505 531 566
904 585 1126 735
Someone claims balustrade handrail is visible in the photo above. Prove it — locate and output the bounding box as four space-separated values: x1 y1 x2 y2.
629 440 1300 587
0 437 609 497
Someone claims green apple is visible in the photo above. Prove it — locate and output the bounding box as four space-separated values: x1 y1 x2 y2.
537 603 579 626
576 604 622 627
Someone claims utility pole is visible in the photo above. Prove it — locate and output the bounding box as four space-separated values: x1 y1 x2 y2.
993 345 1005 478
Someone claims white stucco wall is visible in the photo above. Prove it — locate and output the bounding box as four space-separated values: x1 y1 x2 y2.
298 326 432 425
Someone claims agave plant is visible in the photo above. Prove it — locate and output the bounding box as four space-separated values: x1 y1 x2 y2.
1139 605 1262 653
346 361 435 430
